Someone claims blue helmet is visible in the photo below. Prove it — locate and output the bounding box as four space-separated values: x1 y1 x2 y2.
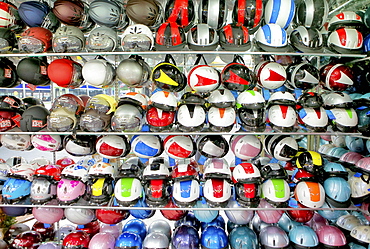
130 197 156 219
277 213 301 233
18 1 59 31
324 177 351 208
201 215 225 232
229 226 258 249
175 212 201 231
172 225 199 249
345 136 365 153
201 225 228 249
323 162 348 179
115 231 142 249
193 197 219 223
317 201 347 222
289 225 319 248
123 219 147 241
2 178 32 204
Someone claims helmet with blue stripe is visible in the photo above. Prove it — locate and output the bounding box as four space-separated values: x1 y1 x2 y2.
264 0 295 29
254 24 288 52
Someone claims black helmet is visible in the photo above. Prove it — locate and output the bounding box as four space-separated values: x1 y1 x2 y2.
0 95 25 114
286 62 320 90
22 97 44 110
0 58 19 88
179 92 207 106
16 57 50 86
297 91 323 109
221 55 256 91
0 28 17 52
198 0 227 30
165 0 195 32
63 135 97 157
238 108 266 132
232 0 263 34
219 23 251 51
289 26 323 53
20 105 50 132
155 22 186 51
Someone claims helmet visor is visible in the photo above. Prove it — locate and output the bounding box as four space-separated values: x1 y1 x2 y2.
18 37 45 53
87 35 115 52
80 113 107 132
0 38 11 52
47 109 76 132
85 98 110 114
52 97 79 114
278 144 296 159
53 36 83 53
122 34 152 51
111 114 142 132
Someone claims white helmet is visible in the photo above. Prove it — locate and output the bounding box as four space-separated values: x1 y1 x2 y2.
9 163 36 181
348 174 370 204
187 23 219 51
326 108 358 132
224 199 254 225
323 91 353 109
122 24 154 51
232 163 261 183
88 162 116 178
294 181 325 208
61 164 88 183
114 177 143 207
163 135 195 159
255 61 287 90
207 106 236 132
31 134 63 152
203 178 232 207
207 89 235 108
268 105 297 132
350 226 370 244
149 90 177 111
142 158 170 181
268 91 296 106
298 107 329 132
172 179 200 207
254 24 288 52
95 135 130 159
236 90 265 109
82 59 116 88
187 65 220 93
270 135 298 161
203 158 231 180
29 157 51 168
1 132 32 151
64 208 95 225
230 135 262 160
177 104 206 132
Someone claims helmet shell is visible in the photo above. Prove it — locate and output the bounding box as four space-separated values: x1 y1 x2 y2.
254 24 288 52
264 0 295 29
164 135 195 159
320 63 354 91
232 0 263 33
88 0 127 29
165 0 195 32
187 65 220 93
126 0 161 27
255 61 287 89
52 0 85 26
221 62 257 91
290 26 323 53
201 226 228 249
16 57 50 86
47 58 84 89
328 28 363 54
89 233 115 249
294 181 325 208
294 0 328 29
56 178 86 204
219 23 251 51
155 22 186 51
116 56 151 88
259 226 289 248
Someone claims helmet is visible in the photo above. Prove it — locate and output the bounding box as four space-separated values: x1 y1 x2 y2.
126 0 162 27
63 135 96 157
264 0 295 29
277 213 300 233
88 0 127 30
57 178 86 204
119 92 149 111
90 176 114 205
32 204 64 224
64 208 95 225
267 135 298 161
18 1 59 30
142 158 170 180
224 199 254 225
179 92 207 106
323 92 353 109
203 157 231 180
298 107 329 132
95 208 129 224
4 224 30 244
86 26 118 52
122 24 154 51
221 61 256 91
316 225 347 248
20 105 49 132
355 157 370 175
52 25 84 53
143 232 169 249
289 225 319 249
323 162 348 179
19 27 52 53
286 63 320 90
201 226 228 249
259 226 289 249
165 0 195 31
327 28 363 54
0 131 32 151
2 178 31 204
207 89 235 108
232 0 263 33
286 202 314 223
95 135 130 159
11 231 42 249
123 219 147 241
148 220 172 239
52 0 85 26
51 94 84 115
114 177 142 206
294 0 328 29
350 225 370 246
172 225 199 249
236 90 265 109
255 61 287 89
267 105 297 132
187 64 220 93
0 27 16 52
268 91 296 106
261 178 290 207
0 2 21 31
238 108 266 131
163 135 195 159
230 135 261 161
160 198 187 221
297 92 323 108
326 108 358 132
203 178 232 207
235 182 260 207
9 163 36 181
348 174 370 205
62 231 90 249
176 104 206 132
294 181 325 208
319 63 354 91
131 135 163 158
47 58 83 89
232 163 261 183
82 59 115 89
254 24 288 52
208 106 236 132
229 226 258 249
31 133 62 152
100 224 122 239
149 90 177 112
193 197 218 223
336 214 363 233
198 0 227 30
154 22 186 51
172 179 200 207
219 23 251 51
197 135 229 158
111 104 143 132
54 225 76 242
115 232 142 249
89 233 115 249
16 57 50 86
88 161 116 178
289 26 323 53
328 11 363 32
116 55 151 88
0 58 18 88
291 168 315 183
30 178 57 204
144 179 171 207
296 150 323 174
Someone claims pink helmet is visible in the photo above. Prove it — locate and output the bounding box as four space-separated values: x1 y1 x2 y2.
32 201 64 224
89 233 115 249
99 223 122 239
57 178 86 204
355 157 370 175
316 225 347 247
305 212 329 231
31 133 63 152
256 198 284 224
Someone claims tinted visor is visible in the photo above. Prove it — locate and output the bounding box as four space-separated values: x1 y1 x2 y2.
278 144 296 159
47 110 75 132
53 36 83 53
122 34 151 51
18 37 44 53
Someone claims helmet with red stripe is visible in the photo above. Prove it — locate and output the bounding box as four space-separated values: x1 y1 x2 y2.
327 28 363 54
219 23 251 51
255 61 286 90
146 106 175 132
221 58 257 91
163 135 196 159
187 65 220 93
165 0 195 32
155 22 186 51
232 0 263 34
320 63 354 91
268 104 297 132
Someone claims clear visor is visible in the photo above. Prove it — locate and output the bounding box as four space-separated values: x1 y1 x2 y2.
122 34 152 51
111 115 142 132
80 114 106 132
70 63 83 89
18 37 44 53
0 38 11 53
47 111 75 132
87 34 115 52
85 98 110 114
53 36 83 53
52 98 78 114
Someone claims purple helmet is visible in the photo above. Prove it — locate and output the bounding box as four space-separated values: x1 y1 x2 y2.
172 225 199 249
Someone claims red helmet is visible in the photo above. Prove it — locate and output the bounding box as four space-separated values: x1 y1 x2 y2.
160 198 188 221
165 0 195 31
95 208 129 225
32 221 55 242
146 106 175 131
56 157 75 169
34 164 62 182
11 231 42 249
155 22 186 50
76 221 100 239
62 231 90 249
286 202 314 223
291 168 315 183
320 63 354 91
20 27 52 52
171 160 198 181
52 0 85 26
47 59 84 89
